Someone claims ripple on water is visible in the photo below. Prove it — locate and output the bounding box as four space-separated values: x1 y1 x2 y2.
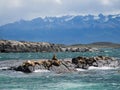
0 48 120 90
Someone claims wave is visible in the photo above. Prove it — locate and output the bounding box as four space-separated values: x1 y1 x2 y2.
76 68 87 71
76 66 118 71
88 66 118 70
34 69 50 73
58 82 96 88
0 67 9 70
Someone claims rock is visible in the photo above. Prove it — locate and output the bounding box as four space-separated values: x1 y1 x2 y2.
61 61 76 71
49 61 76 73
10 59 76 73
2 55 120 73
34 64 46 70
12 60 39 73
23 66 35 73
72 56 120 69
49 64 70 73
14 65 35 73
72 56 85 64
0 40 101 53
0 40 64 52
65 47 99 52
72 56 88 69
92 62 98 67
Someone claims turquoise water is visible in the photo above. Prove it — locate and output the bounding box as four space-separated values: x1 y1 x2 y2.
0 48 120 60
0 48 120 90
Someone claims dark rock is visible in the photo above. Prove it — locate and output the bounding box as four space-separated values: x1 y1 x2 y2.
14 65 35 73
72 57 79 64
72 56 120 69
92 62 98 67
24 66 35 73
65 47 99 52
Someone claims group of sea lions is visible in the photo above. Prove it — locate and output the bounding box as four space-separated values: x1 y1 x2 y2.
8 55 120 73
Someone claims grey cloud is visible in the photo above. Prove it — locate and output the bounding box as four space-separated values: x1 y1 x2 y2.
0 0 120 25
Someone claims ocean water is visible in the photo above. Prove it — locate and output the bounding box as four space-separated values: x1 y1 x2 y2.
0 48 120 90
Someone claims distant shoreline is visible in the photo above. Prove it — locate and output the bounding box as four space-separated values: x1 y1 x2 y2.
69 42 120 48
0 40 120 53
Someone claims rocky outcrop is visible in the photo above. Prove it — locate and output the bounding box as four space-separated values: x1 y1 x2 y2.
0 40 63 52
0 40 101 53
10 59 75 73
65 47 99 52
0 52 119 73
7 55 75 73
72 56 120 69
5 55 119 73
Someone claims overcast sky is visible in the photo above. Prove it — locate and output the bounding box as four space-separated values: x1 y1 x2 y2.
0 0 120 25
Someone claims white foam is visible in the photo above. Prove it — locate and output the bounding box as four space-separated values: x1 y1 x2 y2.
76 68 86 71
3 89 27 90
59 82 96 88
34 69 50 73
88 66 116 70
104 50 109 52
0 67 9 70
76 66 118 71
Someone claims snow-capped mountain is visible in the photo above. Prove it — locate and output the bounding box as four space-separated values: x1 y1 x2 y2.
0 14 120 44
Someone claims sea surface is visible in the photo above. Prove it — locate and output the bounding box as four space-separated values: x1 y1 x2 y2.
0 48 120 90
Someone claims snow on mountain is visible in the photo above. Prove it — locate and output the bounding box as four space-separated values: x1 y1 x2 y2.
0 14 120 44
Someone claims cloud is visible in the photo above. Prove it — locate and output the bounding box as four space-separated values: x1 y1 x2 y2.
8 0 23 8
0 0 120 25
101 0 111 5
55 0 62 4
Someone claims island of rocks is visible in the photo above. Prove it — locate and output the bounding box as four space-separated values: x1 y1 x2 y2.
1 55 120 73
0 40 99 53
0 40 63 52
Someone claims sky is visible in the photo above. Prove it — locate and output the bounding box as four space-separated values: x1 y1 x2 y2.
0 0 120 25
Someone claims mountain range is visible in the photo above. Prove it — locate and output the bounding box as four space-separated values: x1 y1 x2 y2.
0 14 120 44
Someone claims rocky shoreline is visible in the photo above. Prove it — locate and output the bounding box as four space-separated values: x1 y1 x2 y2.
0 40 64 52
0 40 100 53
1 55 120 73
